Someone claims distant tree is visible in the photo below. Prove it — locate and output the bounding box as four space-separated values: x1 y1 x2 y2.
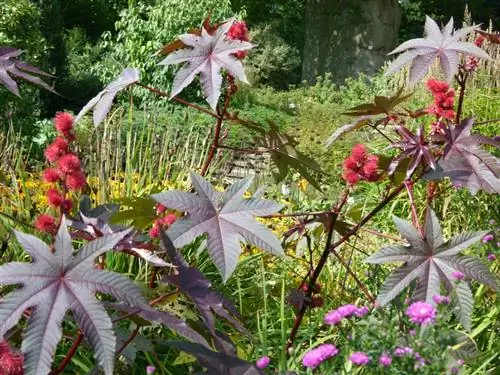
302 0 401 84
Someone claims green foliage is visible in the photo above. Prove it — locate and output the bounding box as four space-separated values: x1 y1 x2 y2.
245 24 301 88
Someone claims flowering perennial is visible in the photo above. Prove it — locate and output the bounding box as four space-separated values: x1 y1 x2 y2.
324 304 370 325
256 356 270 369
342 144 379 185
302 344 339 369
35 112 86 233
405 301 436 325
0 340 23 375
349 351 370 365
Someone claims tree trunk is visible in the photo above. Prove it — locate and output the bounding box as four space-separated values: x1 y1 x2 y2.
302 0 401 84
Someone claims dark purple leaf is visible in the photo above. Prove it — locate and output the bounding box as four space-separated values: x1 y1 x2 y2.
158 19 254 110
166 341 264 375
0 218 148 375
75 68 139 126
152 173 284 281
424 117 500 194
365 209 498 330
386 16 490 83
0 47 55 96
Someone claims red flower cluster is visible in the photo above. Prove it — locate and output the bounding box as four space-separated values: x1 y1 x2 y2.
149 204 177 238
35 112 86 234
464 36 485 72
342 144 379 185
0 340 23 375
426 79 455 127
227 20 250 59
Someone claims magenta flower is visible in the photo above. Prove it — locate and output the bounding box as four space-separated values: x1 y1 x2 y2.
324 310 343 325
302 344 339 369
452 271 465 281
337 304 358 318
432 294 451 304
379 354 392 366
354 306 369 317
394 347 413 356
482 234 494 243
487 253 496 261
146 365 156 374
349 352 370 365
406 301 436 325
256 356 270 369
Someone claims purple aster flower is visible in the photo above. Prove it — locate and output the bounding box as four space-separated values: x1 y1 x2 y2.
349 352 370 365
450 367 459 374
409 329 416 336
432 294 451 304
489 219 496 225
302 344 339 369
456 359 464 366
324 310 343 325
394 347 413 356
379 354 392 366
487 253 496 261
256 356 270 369
354 306 369 317
337 304 358 318
482 234 494 243
406 301 436 325
452 271 465 281
146 365 156 374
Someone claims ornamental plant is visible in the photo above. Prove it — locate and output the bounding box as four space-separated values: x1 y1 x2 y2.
0 14 499 374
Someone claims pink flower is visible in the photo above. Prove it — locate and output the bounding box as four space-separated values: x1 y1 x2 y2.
432 294 451 305
482 234 494 243
42 168 62 183
379 354 392 366
394 347 413 356
487 253 496 261
46 188 64 207
302 344 339 369
349 352 370 365
256 356 270 369
65 171 87 190
452 271 465 281
354 306 369 317
0 340 24 375
44 137 68 162
337 304 358 318
57 153 81 174
34 214 57 234
324 310 343 325
146 365 156 374
54 112 74 135
405 301 436 325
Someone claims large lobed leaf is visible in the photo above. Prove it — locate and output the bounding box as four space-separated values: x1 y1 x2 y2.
74 67 139 126
385 16 490 83
0 218 149 375
365 209 498 330
424 117 500 194
158 19 254 110
0 47 56 97
152 173 284 281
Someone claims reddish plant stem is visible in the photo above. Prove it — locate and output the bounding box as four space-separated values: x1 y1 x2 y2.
116 328 139 356
50 331 84 375
217 144 275 154
200 79 234 176
455 71 468 124
359 227 404 242
404 180 422 236
286 189 350 352
135 82 218 118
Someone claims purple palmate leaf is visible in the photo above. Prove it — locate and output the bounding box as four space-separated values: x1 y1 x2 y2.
74 67 139 126
152 173 284 281
424 117 500 194
158 19 254 110
388 125 437 180
385 16 490 83
159 230 246 342
0 47 55 96
365 209 498 330
0 218 149 375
